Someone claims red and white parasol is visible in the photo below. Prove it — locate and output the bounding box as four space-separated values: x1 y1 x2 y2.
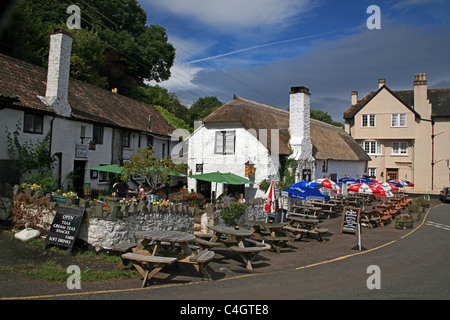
348 183 391 197
264 180 277 213
313 178 340 193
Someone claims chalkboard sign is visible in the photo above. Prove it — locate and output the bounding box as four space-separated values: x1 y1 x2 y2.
44 207 85 253
340 207 361 234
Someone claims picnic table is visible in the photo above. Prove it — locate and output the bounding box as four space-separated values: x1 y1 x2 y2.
207 225 268 271
120 230 214 287
283 216 328 242
248 219 290 254
311 201 338 218
290 205 323 218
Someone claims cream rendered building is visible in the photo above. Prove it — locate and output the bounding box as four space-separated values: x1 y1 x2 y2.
344 74 450 194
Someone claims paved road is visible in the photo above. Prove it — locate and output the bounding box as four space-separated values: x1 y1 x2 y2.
31 202 448 302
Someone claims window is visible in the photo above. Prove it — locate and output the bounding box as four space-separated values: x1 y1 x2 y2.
361 141 381 155
23 113 43 134
98 164 109 182
93 126 104 144
392 142 408 155
392 114 407 127
362 114 376 127
123 132 130 148
368 168 376 178
322 159 328 173
215 131 235 154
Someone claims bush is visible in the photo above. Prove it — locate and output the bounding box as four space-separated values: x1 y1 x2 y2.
170 187 206 208
221 202 246 226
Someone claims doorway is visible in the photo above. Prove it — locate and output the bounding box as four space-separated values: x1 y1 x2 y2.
386 168 398 181
197 180 212 201
73 160 86 197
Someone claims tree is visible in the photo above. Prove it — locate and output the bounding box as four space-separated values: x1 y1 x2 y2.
121 147 187 194
310 109 344 128
0 0 175 95
188 97 223 127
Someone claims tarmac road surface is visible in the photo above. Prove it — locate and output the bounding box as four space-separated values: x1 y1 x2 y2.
1 200 449 303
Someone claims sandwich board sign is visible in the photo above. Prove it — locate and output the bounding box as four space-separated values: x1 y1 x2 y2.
340 206 361 234
43 207 85 254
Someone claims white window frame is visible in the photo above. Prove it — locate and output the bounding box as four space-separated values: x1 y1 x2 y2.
361 141 382 155
368 168 376 178
391 113 407 127
214 130 236 155
392 142 408 155
361 114 376 128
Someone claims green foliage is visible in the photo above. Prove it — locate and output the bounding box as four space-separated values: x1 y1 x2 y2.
278 156 298 191
5 122 54 181
221 202 246 226
0 0 175 95
170 188 206 208
188 96 223 126
24 171 59 192
258 179 271 193
310 109 344 128
121 147 187 193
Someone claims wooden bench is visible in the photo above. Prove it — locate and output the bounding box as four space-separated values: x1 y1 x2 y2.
282 225 309 240
112 242 138 253
307 227 329 242
121 252 177 288
195 237 223 250
380 215 392 226
260 236 290 254
189 250 215 281
229 246 266 271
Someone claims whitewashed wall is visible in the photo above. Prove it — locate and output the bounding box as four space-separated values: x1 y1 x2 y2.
187 123 279 200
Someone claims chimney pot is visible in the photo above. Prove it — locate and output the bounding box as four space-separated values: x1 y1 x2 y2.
290 86 310 95
378 79 386 89
351 91 358 105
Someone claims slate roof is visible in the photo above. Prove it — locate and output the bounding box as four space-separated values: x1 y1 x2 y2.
0 53 171 137
344 85 450 119
203 95 371 162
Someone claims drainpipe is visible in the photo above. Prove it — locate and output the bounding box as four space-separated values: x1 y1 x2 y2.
431 120 435 191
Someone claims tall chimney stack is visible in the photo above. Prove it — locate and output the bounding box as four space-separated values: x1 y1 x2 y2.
351 91 358 105
289 86 313 161
45 29 73 117
378 79 386 89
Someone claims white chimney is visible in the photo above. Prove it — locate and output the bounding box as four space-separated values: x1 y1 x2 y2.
45 29 73 117
289 86 313 161
378 78 386 89
351 91 358 105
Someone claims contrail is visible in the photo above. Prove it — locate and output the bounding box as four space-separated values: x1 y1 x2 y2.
189 28 351 64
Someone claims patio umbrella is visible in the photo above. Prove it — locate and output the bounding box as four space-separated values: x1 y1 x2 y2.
399 180 414 187
355 177 375 184
338 177 358 185
347 183 386 196
282 185 330 201
264 180 277 214
387 180 404 188
86 164 122 173
189 172 253 185
312 178 340 190
290 180 322 188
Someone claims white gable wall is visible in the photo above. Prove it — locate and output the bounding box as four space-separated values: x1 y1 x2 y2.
187 123 279 200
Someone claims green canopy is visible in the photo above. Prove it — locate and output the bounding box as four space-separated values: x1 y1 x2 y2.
189 172 254 185
86 164 122 174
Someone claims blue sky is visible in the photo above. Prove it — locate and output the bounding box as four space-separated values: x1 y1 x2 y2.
140 0 450 122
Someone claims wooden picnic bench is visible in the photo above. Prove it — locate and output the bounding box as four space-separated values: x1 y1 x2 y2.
189 249 215 281
229 246 266 271
207 225 267 271
121 252 177 288
248 219 289 254
283 216 328 242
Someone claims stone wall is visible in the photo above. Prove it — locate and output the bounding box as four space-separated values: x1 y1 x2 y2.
3 186 268 250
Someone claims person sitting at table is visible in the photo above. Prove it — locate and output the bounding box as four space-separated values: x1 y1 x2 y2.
237 193 246 203
114 179 129 197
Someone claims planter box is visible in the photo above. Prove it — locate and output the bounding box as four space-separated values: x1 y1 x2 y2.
52 196 67 203
396 220 414 229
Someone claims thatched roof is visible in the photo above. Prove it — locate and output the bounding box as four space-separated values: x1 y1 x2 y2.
203 95 370 161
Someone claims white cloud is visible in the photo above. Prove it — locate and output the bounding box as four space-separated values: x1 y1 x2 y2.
142 0 312 31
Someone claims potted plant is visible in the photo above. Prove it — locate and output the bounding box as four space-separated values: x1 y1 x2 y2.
395 213 414 229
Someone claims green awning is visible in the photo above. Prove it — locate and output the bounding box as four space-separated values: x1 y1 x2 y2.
189 172 254 185
86 164 122 174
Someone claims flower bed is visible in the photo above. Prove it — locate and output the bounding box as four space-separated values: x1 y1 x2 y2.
395 213 414 229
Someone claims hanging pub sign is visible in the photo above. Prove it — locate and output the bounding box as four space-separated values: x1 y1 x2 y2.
43 207 85 254
340 206 361 234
